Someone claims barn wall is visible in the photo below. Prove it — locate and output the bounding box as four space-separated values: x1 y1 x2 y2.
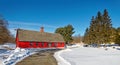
19 42 30 48
17 41 65 49
56 42 65 48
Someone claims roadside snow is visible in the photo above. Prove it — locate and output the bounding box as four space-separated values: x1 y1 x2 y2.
54 49 72 65
3 48 36 65
0 47 56 65
59 47 120 65
0 47 36 65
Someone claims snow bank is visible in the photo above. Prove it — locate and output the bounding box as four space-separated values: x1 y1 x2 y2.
67 44 81 49
54 49 72 65
0 43 16 50
1 48 53 65
2 47 36 65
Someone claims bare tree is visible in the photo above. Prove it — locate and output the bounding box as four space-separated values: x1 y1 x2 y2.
0 15 15 44
72 34 82 43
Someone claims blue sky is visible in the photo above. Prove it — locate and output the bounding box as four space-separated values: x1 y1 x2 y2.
0 0 120 36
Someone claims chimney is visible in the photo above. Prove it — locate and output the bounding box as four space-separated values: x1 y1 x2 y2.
40 27 44 32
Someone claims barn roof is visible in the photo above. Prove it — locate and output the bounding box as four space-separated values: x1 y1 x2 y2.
17 29 65 42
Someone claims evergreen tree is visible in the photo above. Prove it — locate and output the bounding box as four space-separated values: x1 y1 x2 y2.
83 28 90 44
88 16 96 44
115 27 120 45
55 24 74 44
102 9 112 43
55 27 64 36
83 9 113 45
109 27 117 43
95 11 105 44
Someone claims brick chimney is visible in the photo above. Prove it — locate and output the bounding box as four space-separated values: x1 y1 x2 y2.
40 27 44 32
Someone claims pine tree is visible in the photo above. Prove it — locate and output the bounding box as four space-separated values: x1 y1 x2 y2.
115 27 120 45
88 16 97 44
109 27 117 43
83 28 90 44
94 12 103 44
55 24 74 44
102 9 112 43
83 9 113 45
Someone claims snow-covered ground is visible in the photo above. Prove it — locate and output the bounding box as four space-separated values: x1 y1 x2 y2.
0 43 120 65
0 43 36 65
55 45 120 65
0 47 34 65
0 43 57 65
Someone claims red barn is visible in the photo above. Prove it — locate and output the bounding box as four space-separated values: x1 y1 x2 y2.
16 27 65 49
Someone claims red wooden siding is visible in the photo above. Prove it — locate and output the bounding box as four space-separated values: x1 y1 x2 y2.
17 41 65 49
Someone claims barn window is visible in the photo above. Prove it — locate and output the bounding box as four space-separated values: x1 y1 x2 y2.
54 42 57 47
60 43 63 46
30 42 33 46
41 42 44 47
48 42 51 47
36 42 39 46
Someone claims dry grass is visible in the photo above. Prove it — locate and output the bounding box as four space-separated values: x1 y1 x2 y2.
16 52 57 65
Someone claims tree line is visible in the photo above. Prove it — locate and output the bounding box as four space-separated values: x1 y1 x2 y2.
55 9 120 45
83 9 120 45
0 15 15 44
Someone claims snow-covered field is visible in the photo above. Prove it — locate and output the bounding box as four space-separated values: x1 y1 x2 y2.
55 46 120 65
